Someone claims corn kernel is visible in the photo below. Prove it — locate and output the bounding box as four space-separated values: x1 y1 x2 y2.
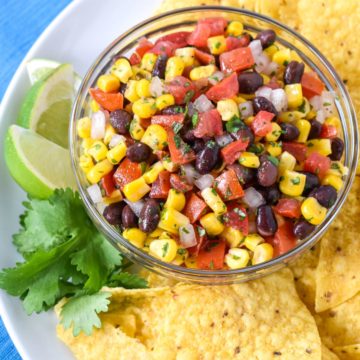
221 227 244 248
327 161 348 177
79 154 94 173
244 116 255 126
143 238 154 252
244 234 265 251
97 74 120 93
90 99 100 112
132 97 157 119
129 116 145 140
159 231 173 240
77 117 91 139
306 109 317 120
265 122 282 142
207 35 227 55
264 44 279 58
297 98 310 117
106 142 127 164
233 95 247 104
265 141 282 157
238 152 260 168
162 156 179 172
123 177 151 202
189 64 217 81
278 151 296 177
225 248 250 269
295 119 311 143
325 116 341 131
200 213 224 236
86 159 113 184
172 248 189 266
165 188 186 211
149 239 178 262
321 174 343 191
141 124 167 151
217 99 240 121
272 48 291 66
103 124 116 145
156 94 175 111
123 228 147 248
252 243 274 265
143 161 164 184
278 111 304 123
201 187 227 215
111 58 133 83
226 21 244 37
185 256 198 269
301 197 327 225
148 228 163 238
124 80 140 103
136 78 152 98
175 47 195 67
279 170 306 197
285 84 303 109
81 138 95 153
158 207 190 235
141 53 158 72
88 141 108 162
165 56 185 81
306 139 332 156
103 190 123 205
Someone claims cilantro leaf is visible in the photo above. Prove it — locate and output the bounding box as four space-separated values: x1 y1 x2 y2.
225 116 246 133
107 272 148 289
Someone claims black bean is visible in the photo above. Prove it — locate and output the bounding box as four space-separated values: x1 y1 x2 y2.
230 164 257 188
253 96 278 115
280 123 300 141
308 120 322 140
103 203 124 226
257 159 278 187
193 139 205 153
309 185 337 208
330 137 344 161
161 105 186 115
152 54 168 79
256 29 276 48
259 185 280 205
110 109 132 134
231 126 255 146
284 61 305 85
180 125 196 143
293 220 315 239
238 72 264 94
126 142 152 163
256 205 278 237
195 142 219 174
139 199 160 233
302 171 320 196
121 205 138 228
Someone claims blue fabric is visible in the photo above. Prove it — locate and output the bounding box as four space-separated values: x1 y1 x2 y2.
0 1 72 358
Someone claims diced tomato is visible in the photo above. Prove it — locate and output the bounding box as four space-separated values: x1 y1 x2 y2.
184 193 208 223
148 40 178 57
165 76 196 104
271 221 297 257
197 240 226 270
101 170 116 196
167 128 196 165
194 48 215 65
188 225 207 256
129 52 141 65
301 72 325 99
206 72 239 102
220 139 249 165
113 158 142 189
89 89 123 112
219 47 254 73
193 109 223 138
151 114 185 128
199 17 228 36
170 174 193 192
187 22 211 48
223 203 248 235
303 152 331 179
129 38 154 65
250 111 275 137
282 142 307 163
155 31 191 48
266 78 282 90
225 36 248 51
139 117 151 128
215 168 244 201
320 124 337 139
149 171 171 199
273 198 301 219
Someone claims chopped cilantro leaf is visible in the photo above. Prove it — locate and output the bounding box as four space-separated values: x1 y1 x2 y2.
291 177 301 185
174 134 182 149
172 122 183 134
162 242 169 257
225 116 246 133
268 155 279 166
192 112 199 128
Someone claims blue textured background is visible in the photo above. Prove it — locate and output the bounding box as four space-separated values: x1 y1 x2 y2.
0 1 72 358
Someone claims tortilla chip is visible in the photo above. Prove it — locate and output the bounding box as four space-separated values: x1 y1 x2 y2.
57 269 321 360
322 344 340 360
139 269 179 287
333 344 360 360
315 176 360 312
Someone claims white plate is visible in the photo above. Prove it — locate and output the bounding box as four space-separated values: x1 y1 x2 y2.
0 0 162 358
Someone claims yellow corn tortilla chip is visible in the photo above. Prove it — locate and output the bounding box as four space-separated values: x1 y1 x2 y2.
333 344 360 360
139 269 179 287
57 270 321 360
322 344 340 360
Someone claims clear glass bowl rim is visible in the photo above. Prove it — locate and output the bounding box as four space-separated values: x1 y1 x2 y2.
70 5 359 282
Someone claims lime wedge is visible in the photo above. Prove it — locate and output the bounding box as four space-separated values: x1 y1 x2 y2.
4 125 77 199
18 64 74 148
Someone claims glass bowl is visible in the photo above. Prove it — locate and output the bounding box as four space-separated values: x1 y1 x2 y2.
69 6 358 284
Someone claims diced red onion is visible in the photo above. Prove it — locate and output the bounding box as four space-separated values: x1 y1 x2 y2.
193 94 214 112
249 40 263 58
87 184 103 204
194 174 214 190
150 76 165 97
255 53 270 73
187 102 196 117
321 91 336 117
270 88 288 112
179 224 197 248
255 86 272 101
263 61 279 76
243 187 265 209
124 199 144 217
91 111 106 139
96 202 107 215
215 133 233 147
109 134 126 148
309 95 322 111
316 109 326 124
239 101 254 118
181 164 200 184
208 71 224 85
